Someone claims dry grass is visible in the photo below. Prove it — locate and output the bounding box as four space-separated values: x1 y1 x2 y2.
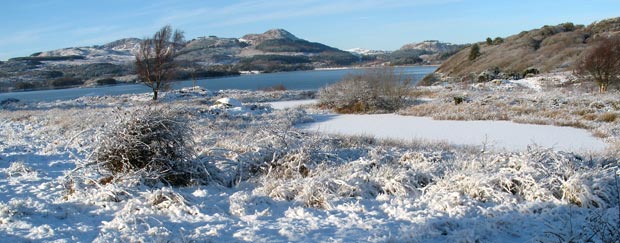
598 112 618 122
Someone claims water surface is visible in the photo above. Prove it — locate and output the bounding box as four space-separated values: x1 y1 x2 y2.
0 66 435 102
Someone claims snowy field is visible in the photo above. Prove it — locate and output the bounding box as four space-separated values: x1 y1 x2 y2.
1 86 619 242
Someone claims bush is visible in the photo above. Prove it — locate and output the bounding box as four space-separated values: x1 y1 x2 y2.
561 22 576 32
522 68 540 77
469 44 481 61
418 73 441 86
14 81 37 90
493 37 504 45
486 37 493 45
49 77 84 88
318 67 412 113
91 108 199 186
96 78 117 85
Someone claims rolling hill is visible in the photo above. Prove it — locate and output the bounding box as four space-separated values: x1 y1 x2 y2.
0 29 358 91
429 17 620 84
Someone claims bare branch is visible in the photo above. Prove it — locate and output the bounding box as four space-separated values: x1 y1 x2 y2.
135 25 185 100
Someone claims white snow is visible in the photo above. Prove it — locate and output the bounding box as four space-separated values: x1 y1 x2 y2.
0 89 617 242
509 72 577 92
267 99 317 109
346 48 390 56
299 114 607 152
215 97 242 107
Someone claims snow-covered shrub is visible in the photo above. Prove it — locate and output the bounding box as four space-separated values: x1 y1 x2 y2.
4 161 37 178
91 107 200 186
318 67 412 113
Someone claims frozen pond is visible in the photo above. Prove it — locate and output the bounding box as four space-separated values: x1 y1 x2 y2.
298 114 607 152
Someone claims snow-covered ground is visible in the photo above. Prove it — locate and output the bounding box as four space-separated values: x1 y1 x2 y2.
1 88 619 242
299 114 607 153
267 99 317 109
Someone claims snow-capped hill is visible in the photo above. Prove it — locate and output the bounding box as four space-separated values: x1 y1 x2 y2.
34 38 142 64
37 47 91 57
101 38 142 53
399 40 461 53
241 29 299 45
347 48 390 56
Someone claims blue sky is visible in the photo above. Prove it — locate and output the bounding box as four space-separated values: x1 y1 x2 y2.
1 0 619 60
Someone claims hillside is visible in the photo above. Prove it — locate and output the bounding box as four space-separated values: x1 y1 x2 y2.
347 41 465 66
0 29 357 92
432 17 620 83
390 40 465 65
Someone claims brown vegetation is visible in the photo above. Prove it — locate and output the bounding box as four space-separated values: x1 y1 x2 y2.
575 36 620 93
433 17 620 84
318 67 412 113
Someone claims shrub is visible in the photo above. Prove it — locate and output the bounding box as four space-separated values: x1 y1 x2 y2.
14 81 37 90
529 38 542 51
522 68 540 77
453 96 466 105
91 108 199 186
469 44 481 61
561 22 576 32
418 73 440 86
49 77 84 88
493 37 504 45
318 67 412 113
96 78 117 86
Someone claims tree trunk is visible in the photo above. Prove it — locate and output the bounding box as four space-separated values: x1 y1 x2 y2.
153 89 158 100
599 83 608 93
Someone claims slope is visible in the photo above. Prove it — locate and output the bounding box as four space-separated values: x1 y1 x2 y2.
432 17 620 82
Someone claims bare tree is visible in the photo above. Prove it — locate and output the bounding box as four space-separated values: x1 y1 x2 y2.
576 37 620 93
135 25 185 100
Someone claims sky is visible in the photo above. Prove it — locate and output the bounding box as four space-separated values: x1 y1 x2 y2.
1 0 619 60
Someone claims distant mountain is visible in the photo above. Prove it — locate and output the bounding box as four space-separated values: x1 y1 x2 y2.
345 41 464 66
0 29 358 91
389 40 466 65
400 40 462 53
31 38 141 64
347 48 390 56
240 29 300 45
432 17 620 83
